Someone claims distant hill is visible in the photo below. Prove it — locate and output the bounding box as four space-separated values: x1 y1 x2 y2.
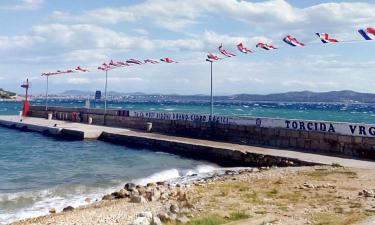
60 90 93 96
56 90 375 103
0 88 16 99
227 90 375 103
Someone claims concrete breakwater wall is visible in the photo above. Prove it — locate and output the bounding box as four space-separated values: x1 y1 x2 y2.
28 106 375 159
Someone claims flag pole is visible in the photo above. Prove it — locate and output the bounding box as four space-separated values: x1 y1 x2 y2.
104 70 108 114
206 59 214 120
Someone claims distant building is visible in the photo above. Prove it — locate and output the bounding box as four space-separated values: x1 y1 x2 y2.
95 91 101 100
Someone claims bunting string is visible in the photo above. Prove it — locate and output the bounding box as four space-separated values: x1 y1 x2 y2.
41 27 375 75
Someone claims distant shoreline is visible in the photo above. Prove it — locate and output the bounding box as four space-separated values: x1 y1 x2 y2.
14 90 375 103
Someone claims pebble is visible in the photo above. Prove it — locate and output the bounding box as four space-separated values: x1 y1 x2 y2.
49 208 56 214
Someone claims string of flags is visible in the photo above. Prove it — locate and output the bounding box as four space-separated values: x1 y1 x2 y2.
97 58 178 71
41 66 90 76
207 27 374 61
41 27 374 75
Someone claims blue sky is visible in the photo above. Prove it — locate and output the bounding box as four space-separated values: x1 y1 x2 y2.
0 0 374 95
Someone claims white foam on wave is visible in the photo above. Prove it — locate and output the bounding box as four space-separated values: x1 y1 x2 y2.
0 164 224 225
0 184 123 225
133 164 219 186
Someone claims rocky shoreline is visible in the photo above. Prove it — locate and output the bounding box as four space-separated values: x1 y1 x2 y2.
9 168 258 225
10 166 375 225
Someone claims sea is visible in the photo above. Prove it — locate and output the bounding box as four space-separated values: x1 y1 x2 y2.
1 99 375 224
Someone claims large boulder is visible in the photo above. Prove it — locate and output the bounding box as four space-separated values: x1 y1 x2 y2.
130 195 147 203
125 183 137 192
112 189 129 199
102 194 114 201
62 206 74 212
137 186 147 196
146 190 161 202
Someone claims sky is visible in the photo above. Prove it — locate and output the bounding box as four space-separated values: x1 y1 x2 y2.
0 0 374 95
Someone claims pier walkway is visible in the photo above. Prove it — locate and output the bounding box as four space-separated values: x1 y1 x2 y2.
1 115 375 169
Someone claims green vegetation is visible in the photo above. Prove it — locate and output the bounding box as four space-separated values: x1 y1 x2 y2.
306 168 358 179
0 88 16 99
165 212 251 225
311 212 365 225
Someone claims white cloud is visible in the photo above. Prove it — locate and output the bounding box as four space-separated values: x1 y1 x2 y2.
0 0 44 11
65 77 91 85
52 0 375 36
32 23 155 50
0 35 44 51
1 0 375 94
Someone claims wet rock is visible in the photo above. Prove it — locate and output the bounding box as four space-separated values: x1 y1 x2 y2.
147 183 157 188
112 191 127 199
84 197 91 203
125 183 137 192
62 206 74 212
131 195 147 203
49 208 56 214
177 215 190 224
120 189 130 197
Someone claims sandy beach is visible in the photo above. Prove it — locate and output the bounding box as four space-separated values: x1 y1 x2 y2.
8 165 375 225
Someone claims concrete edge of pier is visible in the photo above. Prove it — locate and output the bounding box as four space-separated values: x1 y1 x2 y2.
2 115 375 169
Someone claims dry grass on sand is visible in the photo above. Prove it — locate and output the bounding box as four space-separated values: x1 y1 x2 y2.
178 166 375 225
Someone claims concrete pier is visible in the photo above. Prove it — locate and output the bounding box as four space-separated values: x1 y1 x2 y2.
1 115 375 169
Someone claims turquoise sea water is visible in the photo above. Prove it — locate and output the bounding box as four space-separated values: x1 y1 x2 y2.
0 101 220 224
6 99 375 123
1 100 375 224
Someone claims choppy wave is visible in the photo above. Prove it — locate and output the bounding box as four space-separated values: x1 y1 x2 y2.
0 164 220 225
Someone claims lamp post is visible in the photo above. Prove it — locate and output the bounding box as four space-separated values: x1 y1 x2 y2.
45 75 49 111
104 70 108 114
206 59 214 120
